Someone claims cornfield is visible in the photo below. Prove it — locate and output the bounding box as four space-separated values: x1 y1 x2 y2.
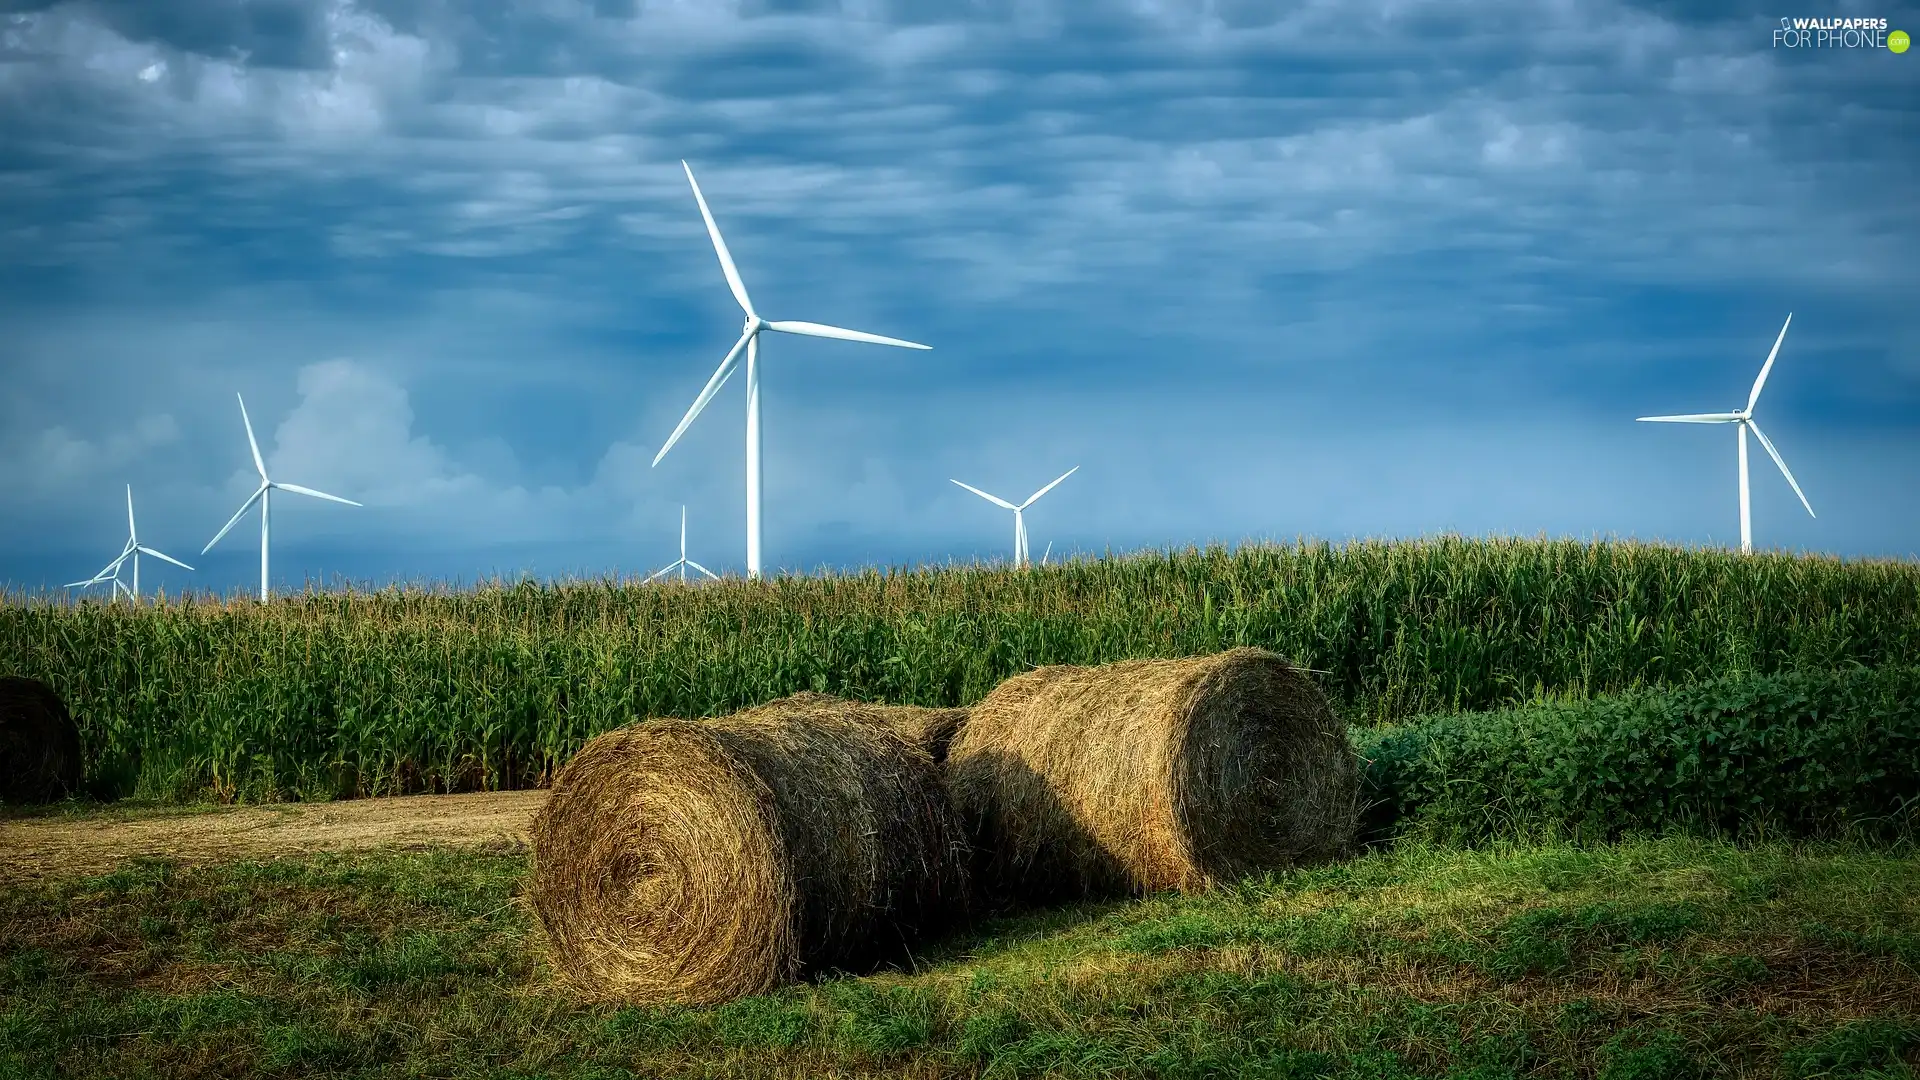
3 536 1916 803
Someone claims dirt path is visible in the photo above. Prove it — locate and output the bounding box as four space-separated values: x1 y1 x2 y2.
0 790 551 881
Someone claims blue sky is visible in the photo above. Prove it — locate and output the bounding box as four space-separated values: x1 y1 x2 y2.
2 0 1916 598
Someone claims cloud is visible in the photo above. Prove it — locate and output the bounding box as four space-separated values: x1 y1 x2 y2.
230 357 712 549
260 357 488 505
6 0 1907 310
63 0 337 71
0 0 1914 588
13 414 180 495
231 357 777 550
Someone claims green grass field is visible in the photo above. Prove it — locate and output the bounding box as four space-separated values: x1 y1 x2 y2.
6 537 1919 804
3 834 1916 1079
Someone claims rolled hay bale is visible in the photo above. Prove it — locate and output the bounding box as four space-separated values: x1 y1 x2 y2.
527 696 971 1006
772 691 969 762
946 647 1359 906
0 676 83 804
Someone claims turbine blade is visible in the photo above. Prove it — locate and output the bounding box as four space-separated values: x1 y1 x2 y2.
136 545 194 571
950 478 1018 510
237 393 268 480
275 482 362 507
682 161 754 316
1635 413 1743 423
71 548 131 588
202 486 266 553
66 555 121 587
1745 419 1815 518
1020 465 1080 509
75 557 117 584
653 331 753 467
126 484 136 539
763 321 931 350
686 559 720 580
1747 313 1792 414
643 563 676 584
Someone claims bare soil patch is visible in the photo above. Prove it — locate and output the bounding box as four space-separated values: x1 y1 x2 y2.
0 789 549 881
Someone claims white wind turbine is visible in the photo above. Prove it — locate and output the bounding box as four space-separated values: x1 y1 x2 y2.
201 393 362 602
651 160 932 580
644 506 720 584
1636 313 1815 553
66 485 193 604
951 466 1079 569
65 565 131 603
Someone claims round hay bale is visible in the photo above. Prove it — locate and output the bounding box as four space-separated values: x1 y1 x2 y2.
947 647 1359 906
0 675 83 805
773 691 969 762
527 697 971 1006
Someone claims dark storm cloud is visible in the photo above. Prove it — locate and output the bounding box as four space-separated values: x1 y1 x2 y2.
27 0 337 69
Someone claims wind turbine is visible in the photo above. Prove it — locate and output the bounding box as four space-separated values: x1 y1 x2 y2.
65 485 192 604
650 160 932 580
201 393 361 602
951 466 1079 569
644 506 720 584
64 565 132 603
1636 313 1814 553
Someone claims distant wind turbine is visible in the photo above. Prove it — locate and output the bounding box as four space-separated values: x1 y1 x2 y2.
651 160 932 580
64 566 131 603
201 393 361 602
66 485 192 604
951 466 1079 569
644 506 720 584
1636 313 1815 553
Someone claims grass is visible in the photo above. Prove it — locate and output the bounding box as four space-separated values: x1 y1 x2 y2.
0 796 254 823
4 537 1919 803
3 836 1917 1079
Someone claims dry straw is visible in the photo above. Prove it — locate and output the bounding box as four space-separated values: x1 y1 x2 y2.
774 690 969 762
0 675 82 804
527 694 971 1006
946 647 1359 906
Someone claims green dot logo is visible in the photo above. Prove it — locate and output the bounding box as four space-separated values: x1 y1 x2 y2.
1892 29 1911 53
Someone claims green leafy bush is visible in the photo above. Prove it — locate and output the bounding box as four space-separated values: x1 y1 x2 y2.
1357 665 1920 845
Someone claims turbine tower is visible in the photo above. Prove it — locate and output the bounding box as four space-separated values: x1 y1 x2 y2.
651 160 931 580
644 506 720 583
1636 313 1815 553
66 485 193 604
951 466 1079 569
201 393 362 602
